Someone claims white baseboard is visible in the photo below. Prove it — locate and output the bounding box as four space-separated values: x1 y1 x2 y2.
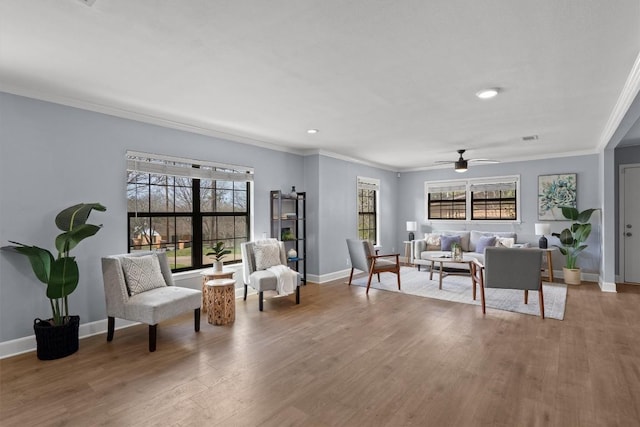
598 279 618 292
308 268 352 284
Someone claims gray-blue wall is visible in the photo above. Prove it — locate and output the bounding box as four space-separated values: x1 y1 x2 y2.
397 155 602 274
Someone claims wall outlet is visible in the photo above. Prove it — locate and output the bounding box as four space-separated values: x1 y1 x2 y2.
346 258 351 266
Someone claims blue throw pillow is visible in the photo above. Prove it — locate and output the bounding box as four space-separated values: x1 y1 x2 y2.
440 235 461 251
475 235 496 254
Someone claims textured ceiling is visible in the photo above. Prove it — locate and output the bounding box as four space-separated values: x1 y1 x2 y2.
1 0 639 170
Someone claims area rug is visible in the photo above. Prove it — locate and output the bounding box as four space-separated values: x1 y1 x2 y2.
350 267 567 320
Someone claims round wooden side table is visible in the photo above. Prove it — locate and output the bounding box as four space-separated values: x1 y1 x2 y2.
200 270 234 313
203 279 236 325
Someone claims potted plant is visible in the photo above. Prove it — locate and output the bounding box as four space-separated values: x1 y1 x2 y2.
551 206 597 285
1 203 106 360
206 241 231 272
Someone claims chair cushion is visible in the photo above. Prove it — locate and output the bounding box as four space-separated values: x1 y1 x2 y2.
476 236 497 254
440 235 461 251
254 244 282 270
121 254 167 296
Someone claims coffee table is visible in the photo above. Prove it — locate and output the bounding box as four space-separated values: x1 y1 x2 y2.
425 254 475 291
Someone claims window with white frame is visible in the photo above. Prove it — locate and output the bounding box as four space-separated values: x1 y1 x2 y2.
425 176 520 222
357 176 380 244
126 151 253 272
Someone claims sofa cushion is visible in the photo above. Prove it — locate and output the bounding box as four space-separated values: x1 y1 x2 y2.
440 235 461 251
476 235 496 254
469 230 517 252
425 233 441 251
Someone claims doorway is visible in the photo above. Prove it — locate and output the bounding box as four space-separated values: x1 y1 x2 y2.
620 164 640 284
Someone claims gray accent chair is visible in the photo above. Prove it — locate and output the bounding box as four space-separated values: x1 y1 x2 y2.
470 247 545 318
101 251 202 352
240 240 301 311
346 239 401 294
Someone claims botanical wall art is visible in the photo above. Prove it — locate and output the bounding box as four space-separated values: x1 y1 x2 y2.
538 173 577 220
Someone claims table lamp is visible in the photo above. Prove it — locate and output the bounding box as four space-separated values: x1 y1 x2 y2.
535 223 551 249
406 221 417 241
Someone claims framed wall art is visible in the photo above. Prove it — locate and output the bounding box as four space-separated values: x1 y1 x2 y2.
538 173 577 220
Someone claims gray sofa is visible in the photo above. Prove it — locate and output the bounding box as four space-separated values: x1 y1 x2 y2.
411 230 522 271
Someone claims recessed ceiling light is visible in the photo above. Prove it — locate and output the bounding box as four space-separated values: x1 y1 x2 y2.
307 129 318 134
475 88 500 99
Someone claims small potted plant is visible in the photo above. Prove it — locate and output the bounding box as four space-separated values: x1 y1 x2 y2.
1 203 106 360
551 206 597 285
207 241 231 272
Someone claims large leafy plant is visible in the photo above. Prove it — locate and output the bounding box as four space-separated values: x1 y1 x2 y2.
206 241 231 261
551 206 597 269
2 203 106 325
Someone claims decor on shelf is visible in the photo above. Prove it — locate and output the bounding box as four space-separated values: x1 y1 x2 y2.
287 248 298 259
406 221 417 241
535 223 551 249
551 206 597 285
538 173 577 220
2 203 106 360
289 186 297 198
206 241 231 273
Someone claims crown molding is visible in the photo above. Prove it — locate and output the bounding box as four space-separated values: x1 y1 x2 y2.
0 84 308 156
300 149 399 172
598 51 640 151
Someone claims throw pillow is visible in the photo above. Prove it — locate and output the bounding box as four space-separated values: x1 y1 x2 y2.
495 237 515 248
121 254 167 296
440 235 461 251
476 235 496 254
254 244 282 270
425 233 441 251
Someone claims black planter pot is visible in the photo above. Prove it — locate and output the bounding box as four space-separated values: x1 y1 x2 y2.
33 315 80 360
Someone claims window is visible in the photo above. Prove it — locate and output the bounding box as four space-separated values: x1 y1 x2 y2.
126 151 253 272
425 176 519 222
357 176 379 243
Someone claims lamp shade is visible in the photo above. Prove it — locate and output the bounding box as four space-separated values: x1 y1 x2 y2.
406 221 417 232
534 223 550 236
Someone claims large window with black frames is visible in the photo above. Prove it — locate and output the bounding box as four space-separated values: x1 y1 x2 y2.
425 176 519 222
357 176 380 244
126 151 253 271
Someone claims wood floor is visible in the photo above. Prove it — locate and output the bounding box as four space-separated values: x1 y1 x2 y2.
2 275 640 426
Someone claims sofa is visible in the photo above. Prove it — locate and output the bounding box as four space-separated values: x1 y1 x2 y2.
411 230 524 271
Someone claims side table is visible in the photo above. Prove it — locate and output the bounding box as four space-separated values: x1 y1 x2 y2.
203 279 236 325
541 247 557 282
200 270 234 312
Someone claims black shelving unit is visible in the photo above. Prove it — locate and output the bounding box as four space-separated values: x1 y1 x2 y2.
270 190 306 284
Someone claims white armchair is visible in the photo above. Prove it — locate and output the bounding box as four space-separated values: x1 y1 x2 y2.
240 239 301 311
101 251 202 351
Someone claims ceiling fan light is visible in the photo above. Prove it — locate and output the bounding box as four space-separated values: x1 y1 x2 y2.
454 160 468 172
475 88 499 99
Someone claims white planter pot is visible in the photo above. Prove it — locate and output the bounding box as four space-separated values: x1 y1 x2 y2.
213 261 223 272
563 267 581 285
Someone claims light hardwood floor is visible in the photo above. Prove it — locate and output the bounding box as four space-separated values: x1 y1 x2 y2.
2 275 640 426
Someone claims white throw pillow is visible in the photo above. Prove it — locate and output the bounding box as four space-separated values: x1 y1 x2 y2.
495 237 515 248
425 233 441 251
254 244 282 270
121 254 167 296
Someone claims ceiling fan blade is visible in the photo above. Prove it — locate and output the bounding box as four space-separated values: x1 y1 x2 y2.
468 159 500 163
434 160 456 164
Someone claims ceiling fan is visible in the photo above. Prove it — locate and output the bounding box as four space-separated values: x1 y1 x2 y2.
435 149 499 173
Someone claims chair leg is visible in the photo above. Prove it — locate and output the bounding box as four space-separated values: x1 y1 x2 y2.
149 324 157 352
366 268 375 294
348 268 355 285
397 270 401 290
539 288 545 319
377 273 381 283
524 289 529 304
417 265 421 272
296 286 300 304
259 291 264 311
244 284 248 300
107 316 115 342
194 308 201 332
480 285 486 314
